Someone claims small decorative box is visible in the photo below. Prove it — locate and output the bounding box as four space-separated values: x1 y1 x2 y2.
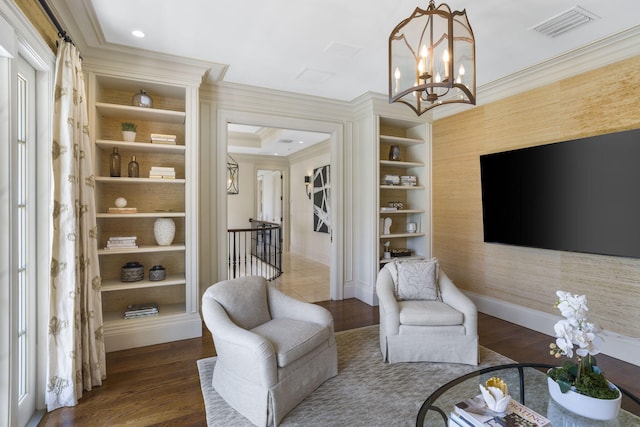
390 248 412 257
149 265 166 281
121 262 144 282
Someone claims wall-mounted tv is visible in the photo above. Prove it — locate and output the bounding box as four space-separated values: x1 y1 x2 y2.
480 128 640 259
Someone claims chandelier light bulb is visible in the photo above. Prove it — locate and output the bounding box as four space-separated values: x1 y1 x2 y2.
420 45 429 76
421 44 429 60
435 72 442 83
459 64 465 75
443 49 450 78
394 67 401 93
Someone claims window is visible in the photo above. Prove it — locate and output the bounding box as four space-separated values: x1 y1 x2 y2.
17 55 37 425
0 5 53 425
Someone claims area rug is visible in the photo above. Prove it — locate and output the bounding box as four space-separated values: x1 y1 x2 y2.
197 325 514 426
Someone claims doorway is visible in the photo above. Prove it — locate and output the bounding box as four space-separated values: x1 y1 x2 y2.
256 169 283 225
219 111 343 301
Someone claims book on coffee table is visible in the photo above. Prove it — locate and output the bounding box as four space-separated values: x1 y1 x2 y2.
454 394 550 427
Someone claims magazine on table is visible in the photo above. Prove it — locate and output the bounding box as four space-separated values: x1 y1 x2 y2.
454 394 550 427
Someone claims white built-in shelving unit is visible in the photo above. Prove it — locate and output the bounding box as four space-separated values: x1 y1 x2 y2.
86 71 202 352
377 116 430 267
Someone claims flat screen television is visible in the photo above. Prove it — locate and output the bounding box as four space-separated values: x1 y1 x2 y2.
480 128 640 258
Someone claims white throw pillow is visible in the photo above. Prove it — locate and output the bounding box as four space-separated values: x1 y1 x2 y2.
392 258 441 301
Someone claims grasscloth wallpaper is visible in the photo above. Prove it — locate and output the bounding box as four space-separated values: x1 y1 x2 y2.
432 55 640 339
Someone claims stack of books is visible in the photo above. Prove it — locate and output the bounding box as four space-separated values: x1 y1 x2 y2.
400 175 417 186
124 303 159 319
150 133 177 145
380 206 398 212
149 166 176 179
105 236 138 250
451 395 550 426
108 206 137 214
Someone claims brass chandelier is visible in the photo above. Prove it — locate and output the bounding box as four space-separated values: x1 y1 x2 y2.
389 0 476 115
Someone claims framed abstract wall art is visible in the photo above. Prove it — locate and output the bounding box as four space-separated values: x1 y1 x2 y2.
313 165 330 234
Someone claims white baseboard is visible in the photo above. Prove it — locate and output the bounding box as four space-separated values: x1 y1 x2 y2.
353 280 377 306
466 291 640 367
104 313 202 352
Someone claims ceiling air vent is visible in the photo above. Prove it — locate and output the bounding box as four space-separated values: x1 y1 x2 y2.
277 139 295 144
530 6 600 38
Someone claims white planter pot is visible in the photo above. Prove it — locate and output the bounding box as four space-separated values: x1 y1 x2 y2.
122 131 136 142
153 218 175 246
547 376 621 420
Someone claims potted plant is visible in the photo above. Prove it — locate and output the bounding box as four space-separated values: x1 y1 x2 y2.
546 290 621 420
121 122 137 142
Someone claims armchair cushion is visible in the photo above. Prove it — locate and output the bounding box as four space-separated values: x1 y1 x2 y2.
252 318 331 367
389 258 441 301
210 276 272 329
398 300 464 326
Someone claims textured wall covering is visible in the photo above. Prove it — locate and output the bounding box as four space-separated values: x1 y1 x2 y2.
432 55 640 338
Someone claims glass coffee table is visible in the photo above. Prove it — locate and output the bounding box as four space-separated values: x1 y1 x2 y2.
416 363 640 426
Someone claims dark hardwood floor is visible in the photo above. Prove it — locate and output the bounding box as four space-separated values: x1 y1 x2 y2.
38 299 639 426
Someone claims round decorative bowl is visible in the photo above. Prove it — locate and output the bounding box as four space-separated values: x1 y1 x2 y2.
121 262 144 282
149 265 166 281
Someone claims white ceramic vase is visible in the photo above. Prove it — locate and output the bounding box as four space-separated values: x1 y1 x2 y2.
547 376 621 420
153 218 175 246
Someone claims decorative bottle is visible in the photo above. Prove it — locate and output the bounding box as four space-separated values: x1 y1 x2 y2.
110 147 121 177
128 155 139 178
389 144 401 161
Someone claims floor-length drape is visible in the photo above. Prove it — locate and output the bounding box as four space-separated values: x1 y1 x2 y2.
47 38 105 411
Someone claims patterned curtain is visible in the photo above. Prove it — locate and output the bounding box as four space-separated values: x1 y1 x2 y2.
47 38 105 410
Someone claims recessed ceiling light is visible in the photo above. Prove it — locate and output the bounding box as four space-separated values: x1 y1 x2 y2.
298 141 304 144
132 30 145 38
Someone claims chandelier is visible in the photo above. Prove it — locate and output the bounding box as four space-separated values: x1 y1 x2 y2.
389 0 476 116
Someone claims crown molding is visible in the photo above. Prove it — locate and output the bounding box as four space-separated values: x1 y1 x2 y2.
80 51 214 88
207 81 354 125
288 140 331 163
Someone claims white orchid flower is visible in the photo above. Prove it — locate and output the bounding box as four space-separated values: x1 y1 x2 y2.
552 290 603 359
555 291 588 319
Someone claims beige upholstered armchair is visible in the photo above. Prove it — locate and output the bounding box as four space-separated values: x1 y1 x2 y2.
376 259 479 365
201 276 338 427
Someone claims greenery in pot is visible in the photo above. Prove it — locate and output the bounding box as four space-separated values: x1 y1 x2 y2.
547 290 619 399
121 122 137 132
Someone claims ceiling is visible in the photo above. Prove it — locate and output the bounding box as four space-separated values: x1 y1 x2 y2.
227 124 329 157
53 0 640 156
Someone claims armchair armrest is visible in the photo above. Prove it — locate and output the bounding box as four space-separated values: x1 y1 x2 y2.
438 271 477 336
202 291 278 386
267 285 334 331
376 267 400 335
